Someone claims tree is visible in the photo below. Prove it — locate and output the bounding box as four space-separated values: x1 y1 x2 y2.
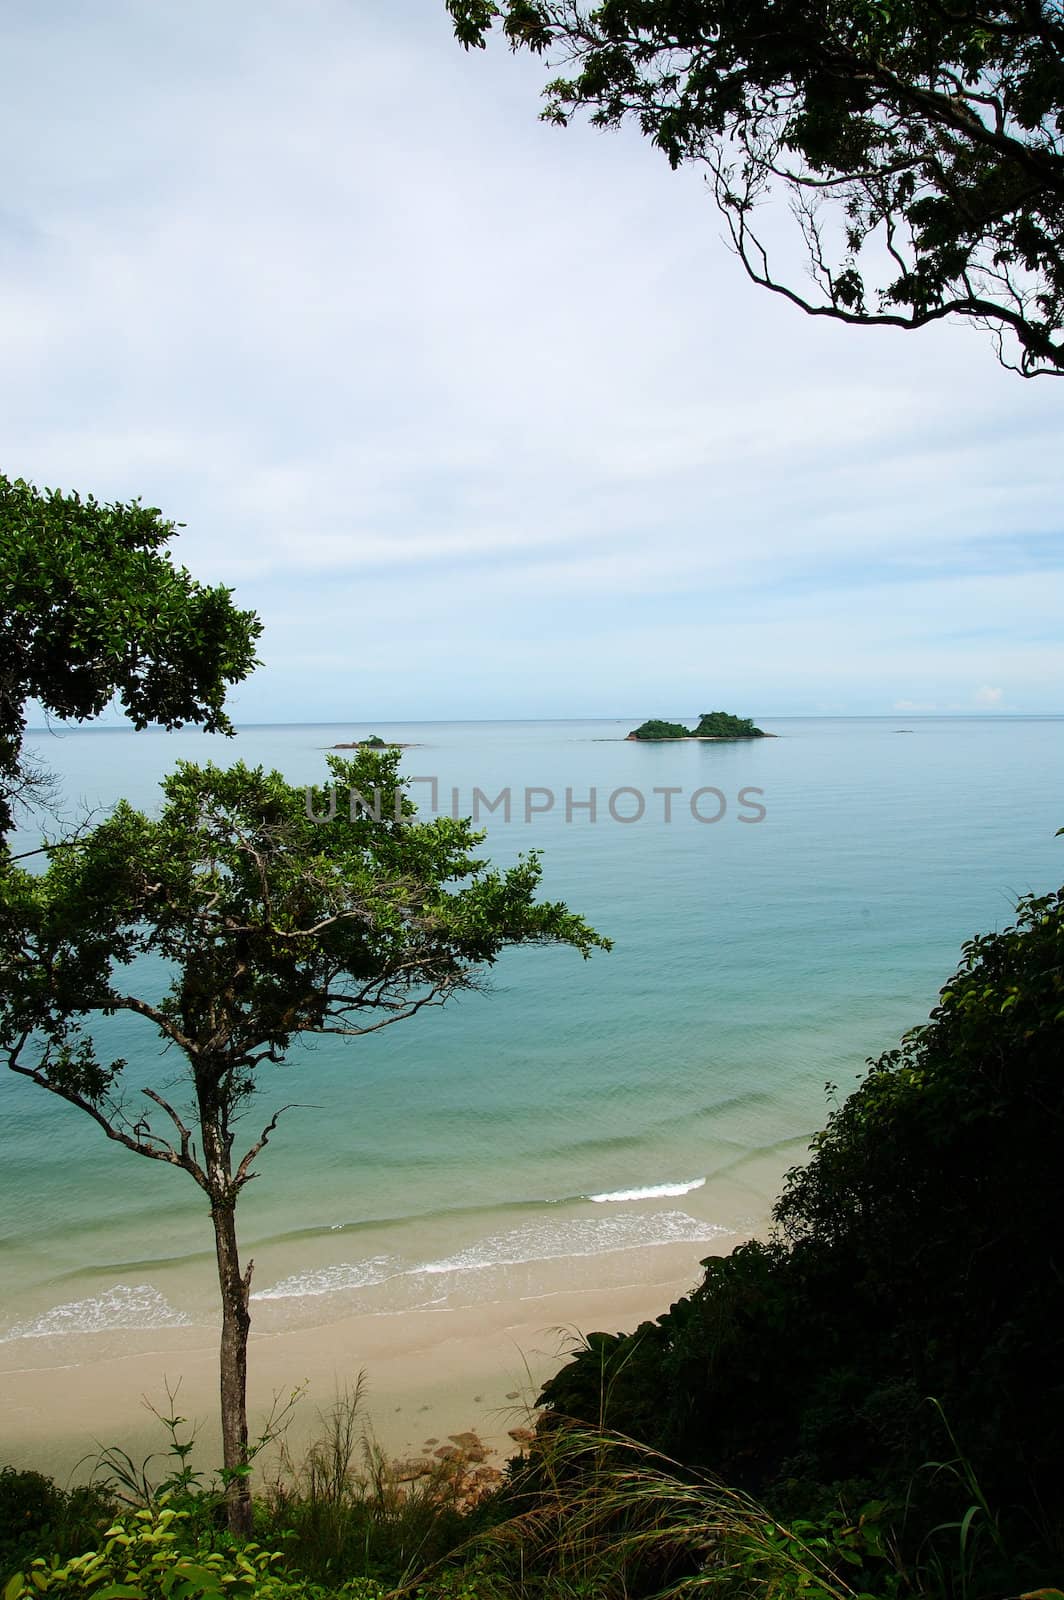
0 750 609 1534
692 712 764 738
447 0 1064 376
627 718 691 739
0 474 262 832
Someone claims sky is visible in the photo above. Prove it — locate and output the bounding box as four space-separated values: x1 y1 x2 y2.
3 0 1062 721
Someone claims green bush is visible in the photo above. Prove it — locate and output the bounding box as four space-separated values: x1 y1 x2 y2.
3 1505 383 1600
260 1387 499 1586
0 1469 115 1585
628 719 691 740
692 711 764 738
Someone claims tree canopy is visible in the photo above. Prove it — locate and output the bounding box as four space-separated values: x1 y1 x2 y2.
0 475 262 831
448 0 1064 376
693 711 764 737
627 712 765 738
0 748 609 1531
628 719 691 739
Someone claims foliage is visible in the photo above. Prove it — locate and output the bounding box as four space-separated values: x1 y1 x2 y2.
90 1382 304 1549
0 474 261 833
261 1383 501 1586
692 712 764 738
536 884 1064 1594
0 1470 115 1587
628 714 764 739
475 1424 900 1600
0 746 608 1163
2 1505 383 1600
0 1384 504 1597
628 720 691 740
447 0 1064 376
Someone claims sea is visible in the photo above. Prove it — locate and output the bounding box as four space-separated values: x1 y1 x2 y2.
3 716 1062 1345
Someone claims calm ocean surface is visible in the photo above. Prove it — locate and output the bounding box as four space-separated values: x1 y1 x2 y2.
3 716 1062 1341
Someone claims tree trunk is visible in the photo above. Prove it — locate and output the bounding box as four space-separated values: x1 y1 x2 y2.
202 1103 254 1539
210 1194 253 1535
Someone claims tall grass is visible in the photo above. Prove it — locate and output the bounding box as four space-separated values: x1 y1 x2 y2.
262 1381 501 1586
461 1421 894 1600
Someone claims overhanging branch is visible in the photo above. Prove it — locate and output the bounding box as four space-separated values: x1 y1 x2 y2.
715 160 1064 376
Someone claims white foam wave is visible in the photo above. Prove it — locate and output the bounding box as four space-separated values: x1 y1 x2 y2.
588 1178 706 1203
245 1213 725 1305
253 1254 399 1301
418 1209 723 1274
3 1284 190 1341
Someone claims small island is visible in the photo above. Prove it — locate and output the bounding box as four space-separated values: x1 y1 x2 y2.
628 711 769 741
628 718 690 740
330 734 400 749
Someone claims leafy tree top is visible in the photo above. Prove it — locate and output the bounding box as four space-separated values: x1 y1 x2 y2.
447 0 1064 376
628 719 691 739
628 713 765 738
0 474 262 830
693 711 764 738
0 748 609 1533
774 879 1064 1250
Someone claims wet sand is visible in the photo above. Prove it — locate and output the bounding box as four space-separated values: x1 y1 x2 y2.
0 1236 740 1483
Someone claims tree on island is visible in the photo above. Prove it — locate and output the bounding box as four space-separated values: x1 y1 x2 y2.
0 474 262 835
628 719 691 741
447 0 1064 377
0 749 608 1534
628 712 765 739
693 711 764 739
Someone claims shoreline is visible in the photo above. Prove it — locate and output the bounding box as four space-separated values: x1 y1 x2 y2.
0 1235 745 1482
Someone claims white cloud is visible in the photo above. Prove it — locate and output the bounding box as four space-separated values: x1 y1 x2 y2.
1 0 1063 716
973 686 1006 709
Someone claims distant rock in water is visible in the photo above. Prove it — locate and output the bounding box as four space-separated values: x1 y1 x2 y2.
627 711 769 741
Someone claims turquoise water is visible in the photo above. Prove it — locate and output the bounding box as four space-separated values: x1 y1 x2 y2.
3 716 1062 1339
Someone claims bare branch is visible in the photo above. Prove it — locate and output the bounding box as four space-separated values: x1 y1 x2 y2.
5 1045 209 1191
314 986 460 1037
141 1086 201 1175
234 1103 300 1187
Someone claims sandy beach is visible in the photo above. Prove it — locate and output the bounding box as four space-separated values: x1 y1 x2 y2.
0 1237 740 1484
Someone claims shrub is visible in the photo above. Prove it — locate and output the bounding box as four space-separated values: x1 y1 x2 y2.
692 712 765 738
2 1505 383 1600
0 1469 115 1585
259 1385 501 1586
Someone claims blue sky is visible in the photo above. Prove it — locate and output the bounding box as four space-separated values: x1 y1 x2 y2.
4 0 1062 720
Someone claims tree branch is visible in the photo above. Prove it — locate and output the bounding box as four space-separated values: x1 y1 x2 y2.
234 1103 299 1187
111 993 201 1058
6 1046 209 1190
141 1086 202 1177
717 159 1064 374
